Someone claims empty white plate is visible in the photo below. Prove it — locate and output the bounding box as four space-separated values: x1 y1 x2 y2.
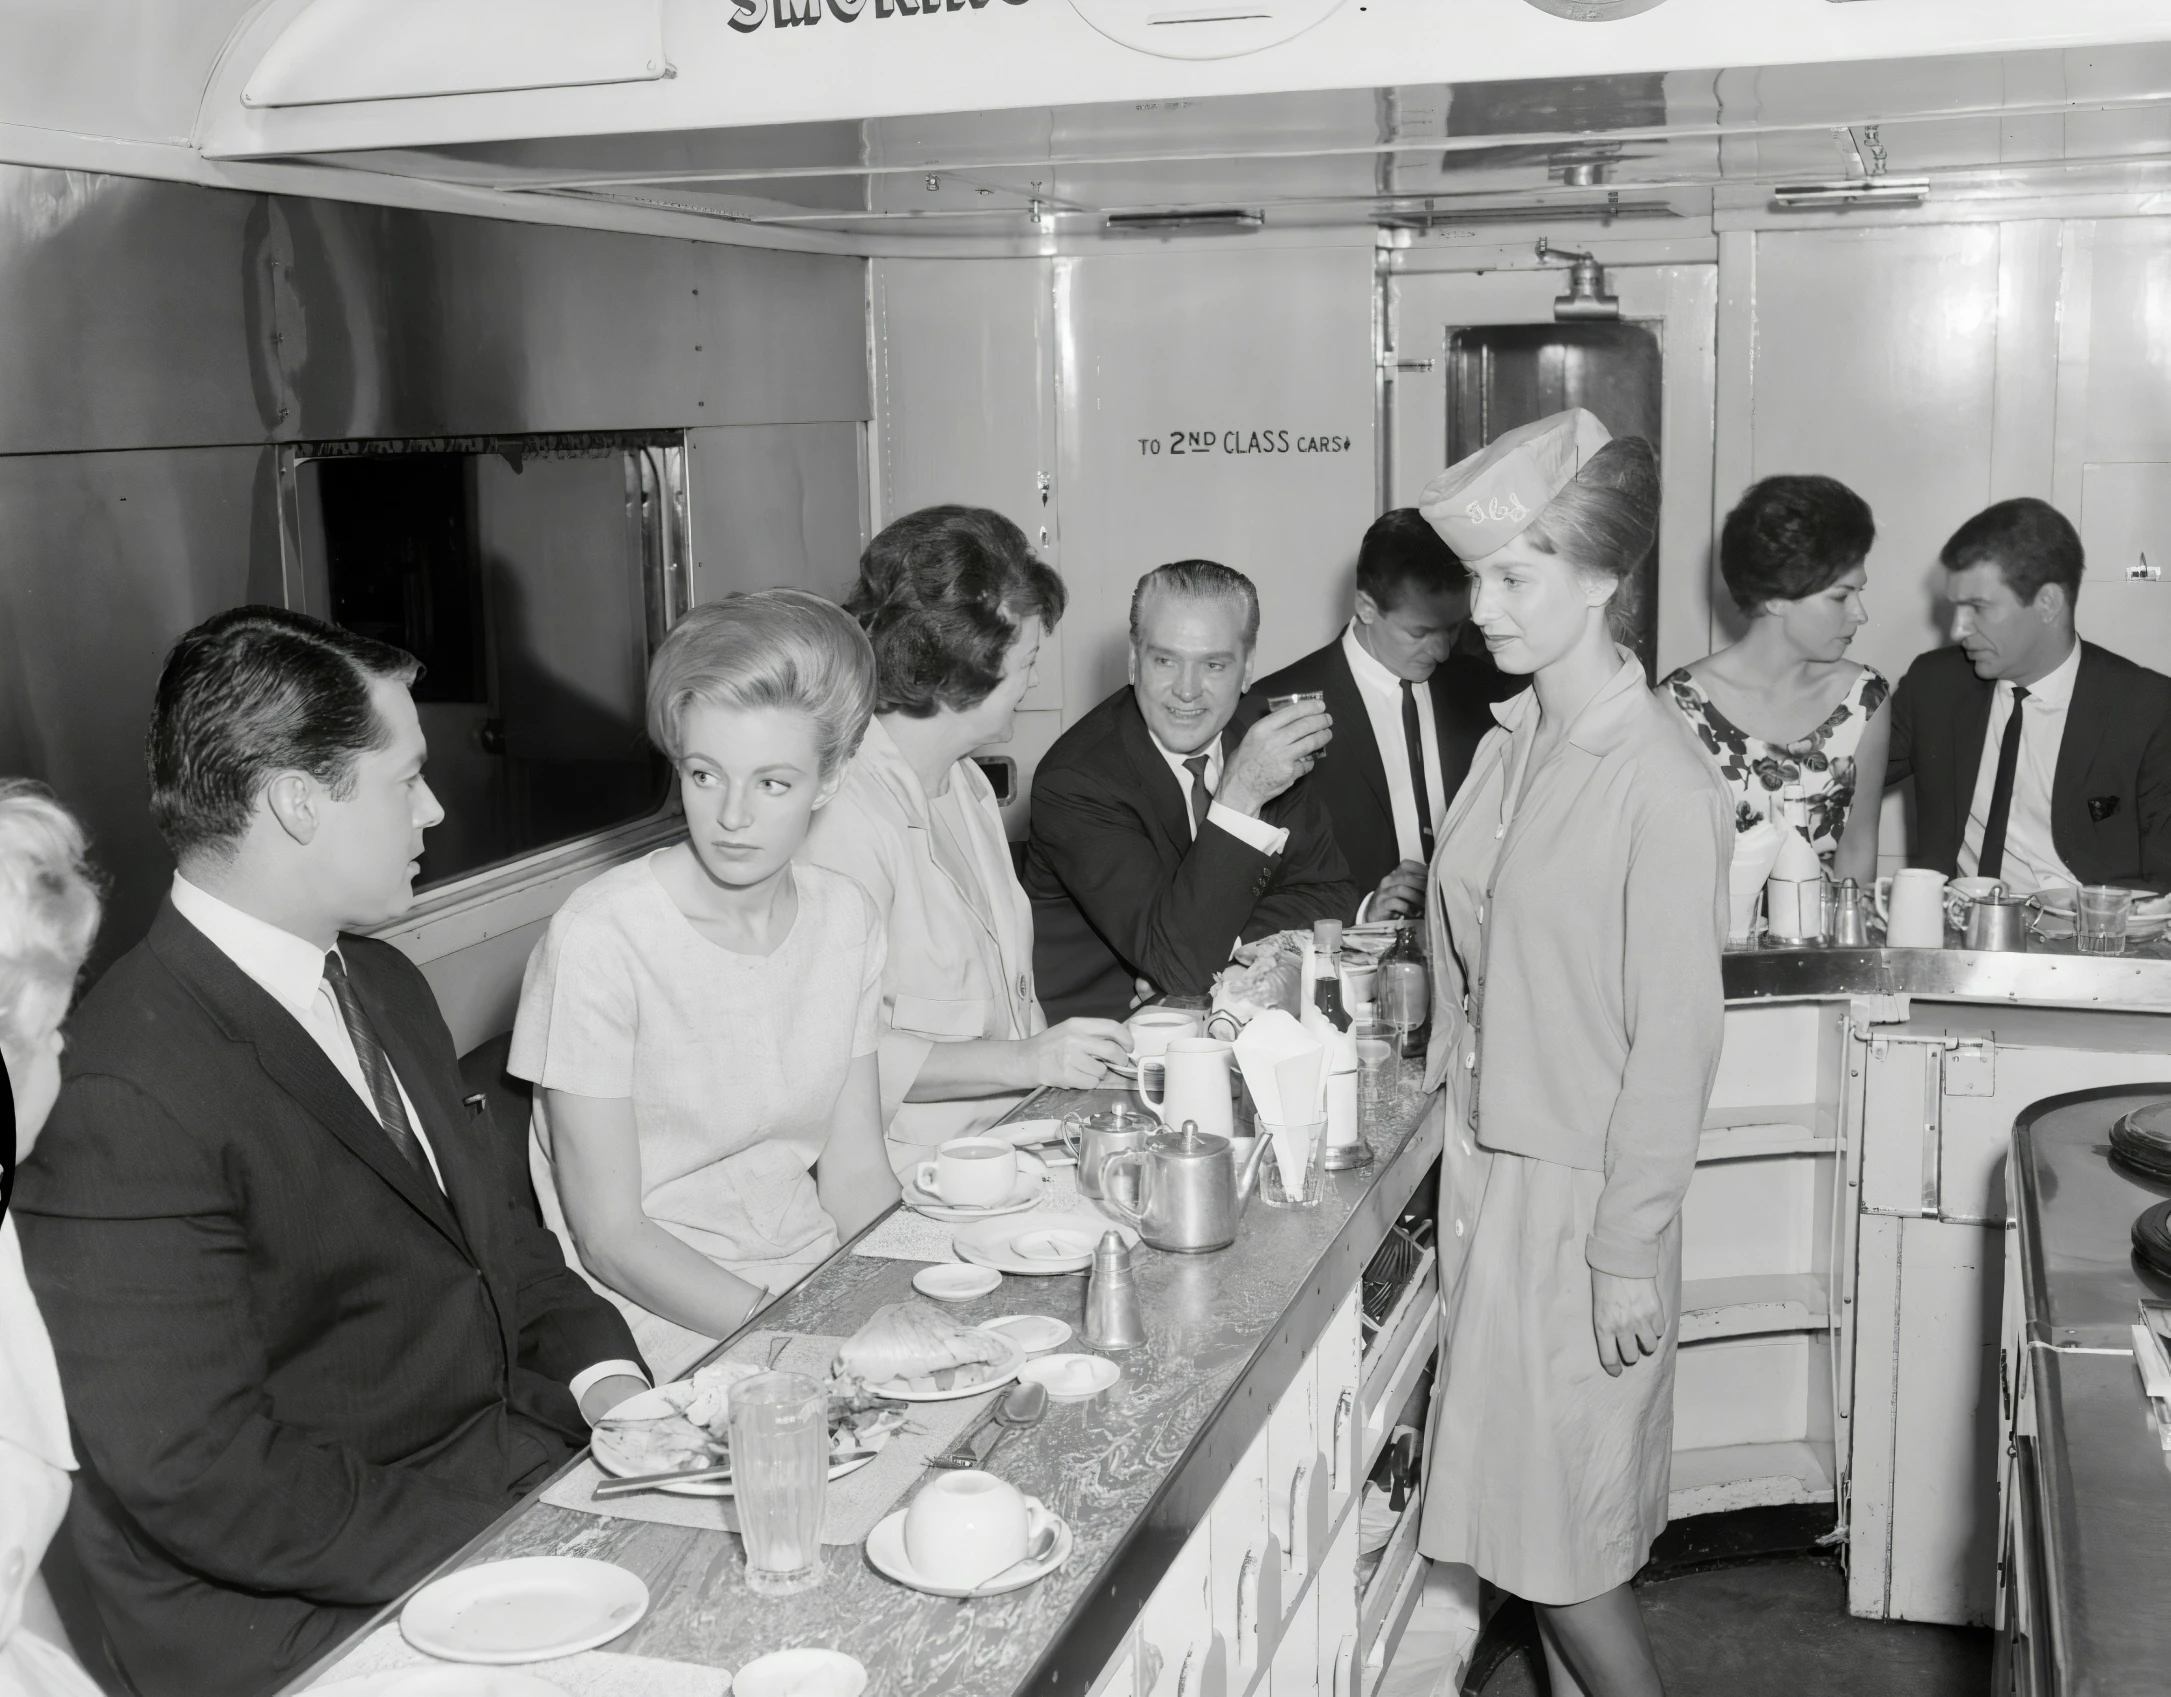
400 1558 648 1664
733 1648 866 1697
913 1262 1002 1302
1019 1353 1121 1402
977 1313 1072 1353
953 1217 1137 1276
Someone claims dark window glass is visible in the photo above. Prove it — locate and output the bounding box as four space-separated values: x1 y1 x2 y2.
296 437 686 889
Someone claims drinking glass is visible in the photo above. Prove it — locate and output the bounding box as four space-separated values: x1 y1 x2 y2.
1258 1117 1325 1209
1354 1020 1397 1135
2077 886 2134 956
728 1371 828 1595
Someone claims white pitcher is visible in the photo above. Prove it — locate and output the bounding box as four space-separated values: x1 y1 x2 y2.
1136 1037 1235 1142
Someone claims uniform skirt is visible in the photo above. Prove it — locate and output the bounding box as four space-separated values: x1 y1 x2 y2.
1417 1148 1682 1606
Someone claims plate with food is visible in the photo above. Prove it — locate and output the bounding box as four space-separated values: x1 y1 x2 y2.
832 1300 1028 1402
591 1360 905 1497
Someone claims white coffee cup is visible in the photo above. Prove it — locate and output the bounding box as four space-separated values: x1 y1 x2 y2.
1876 867 1948 948
1126 1007 1201 1068
903 1469 1056 1589
913 1137 1017 1209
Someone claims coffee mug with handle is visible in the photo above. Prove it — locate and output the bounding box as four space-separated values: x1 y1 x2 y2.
913 1136 1018 1209
1125 1007 1201 1070
904 1469 1058 1589
1876 867 1948 948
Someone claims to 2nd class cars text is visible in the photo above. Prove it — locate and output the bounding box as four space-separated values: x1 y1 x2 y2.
1140 430 1355 456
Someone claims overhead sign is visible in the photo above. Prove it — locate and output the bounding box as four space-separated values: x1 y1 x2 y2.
728 0 1027 29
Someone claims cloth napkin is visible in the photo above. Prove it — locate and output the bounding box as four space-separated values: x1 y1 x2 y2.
1730 818 1783 894
310 1623 729 1695
547 1332 996 1546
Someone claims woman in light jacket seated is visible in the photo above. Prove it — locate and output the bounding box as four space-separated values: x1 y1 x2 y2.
511 591 898 1380
0 781 108 1696
801 506 1131 1176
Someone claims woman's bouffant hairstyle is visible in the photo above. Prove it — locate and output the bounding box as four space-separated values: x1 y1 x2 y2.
1721 475 1877 611
147 606 420 862
1523 437 1662 643
845 506 1068 717
0 781 102 1069
645 589 877 781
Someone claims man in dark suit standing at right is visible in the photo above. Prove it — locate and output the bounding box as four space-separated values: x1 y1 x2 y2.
1888 497 2171 892
1248 509 1513 916
16 608 650 1697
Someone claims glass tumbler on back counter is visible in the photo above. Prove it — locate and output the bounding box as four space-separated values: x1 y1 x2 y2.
729 1371 828 1595
2078 886 2133 956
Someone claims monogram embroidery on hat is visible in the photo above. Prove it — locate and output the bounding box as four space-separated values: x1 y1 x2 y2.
1463 492 1532 526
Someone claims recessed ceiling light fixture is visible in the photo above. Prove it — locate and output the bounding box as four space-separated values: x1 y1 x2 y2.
1104 209 1265 233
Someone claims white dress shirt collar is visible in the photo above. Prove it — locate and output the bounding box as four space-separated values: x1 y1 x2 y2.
169 873 340 1019
2015 637 2081 709
1341 621 1403 693
1148 727 1223 795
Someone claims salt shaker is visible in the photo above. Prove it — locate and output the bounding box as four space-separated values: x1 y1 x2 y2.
1834 877 1871 948
1084 1230 1146 1350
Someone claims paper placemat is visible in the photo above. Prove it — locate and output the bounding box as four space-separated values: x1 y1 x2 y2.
312 1622 728 1695
855 1165 1108 1261
548 1332 997 1546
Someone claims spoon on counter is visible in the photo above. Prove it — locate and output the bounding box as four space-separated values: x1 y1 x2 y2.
974 1520 1063 1591
933 1380 1048 1470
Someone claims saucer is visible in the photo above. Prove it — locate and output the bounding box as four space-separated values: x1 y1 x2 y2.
976 1313 1072 1353
400 1558 647 1664
953 1217 1137 1276
902 1151 1049 1224
734 1648 867 1697
913 1263 1002 1302
1019 1353 1121 1402
864 1508 1073 1598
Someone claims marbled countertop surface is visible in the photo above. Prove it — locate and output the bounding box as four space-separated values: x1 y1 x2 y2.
299 1087 1442 1697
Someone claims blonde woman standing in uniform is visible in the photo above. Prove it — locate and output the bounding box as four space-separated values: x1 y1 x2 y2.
1415 412 1730 1696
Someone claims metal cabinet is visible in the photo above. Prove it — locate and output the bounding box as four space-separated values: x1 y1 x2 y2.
1140 1531 1226 1697
1318 1291 1364 1529
1316 1495 1361 1697
1211 1422 1281 1690
1270 1350 1328 1599
1268 1564 1321 1697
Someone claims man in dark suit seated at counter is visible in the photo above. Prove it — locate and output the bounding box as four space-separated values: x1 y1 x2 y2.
1889 497 2171 892
16 608 650 1697
1247 508 1514 916
1025 560 1359 1021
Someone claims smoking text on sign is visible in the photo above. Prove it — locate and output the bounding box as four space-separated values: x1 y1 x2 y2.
731 0 1028 29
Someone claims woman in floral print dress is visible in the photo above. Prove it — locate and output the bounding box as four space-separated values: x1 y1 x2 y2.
1662 475 1892 886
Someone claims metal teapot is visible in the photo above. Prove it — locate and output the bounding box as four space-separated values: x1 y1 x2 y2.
1101 1119 1270 1254
1060 1101 1154 1201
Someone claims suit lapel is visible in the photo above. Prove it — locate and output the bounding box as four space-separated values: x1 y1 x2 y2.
1324 642 1393 817
1951 668 1995 848
2053 643 2112 835
151 906 472 1256
1117 692 1198 855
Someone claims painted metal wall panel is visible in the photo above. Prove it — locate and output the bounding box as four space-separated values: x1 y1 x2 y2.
1055 243 1376 719
686 420 868 603
0 445 277 968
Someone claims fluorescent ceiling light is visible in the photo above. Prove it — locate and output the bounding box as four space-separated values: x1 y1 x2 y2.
1771 178 1931 208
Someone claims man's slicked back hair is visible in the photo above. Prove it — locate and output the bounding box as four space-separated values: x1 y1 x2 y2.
1129 560 1262 650
1356 509 1470 611
1940 497 2085 613
148 605 420 862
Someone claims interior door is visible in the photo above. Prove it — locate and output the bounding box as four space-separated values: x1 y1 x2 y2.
1386 262 1717 679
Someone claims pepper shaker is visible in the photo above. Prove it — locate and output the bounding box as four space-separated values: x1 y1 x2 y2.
1084 1230 1146 1350
1834 877 1870 948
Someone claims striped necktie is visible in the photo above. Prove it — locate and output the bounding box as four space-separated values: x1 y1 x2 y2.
322 951 429 1179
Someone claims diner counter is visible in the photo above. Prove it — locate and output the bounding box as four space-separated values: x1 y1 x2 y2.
1722 939 2171 1011
2007 1085 2171 1695
295 1086 1444 1697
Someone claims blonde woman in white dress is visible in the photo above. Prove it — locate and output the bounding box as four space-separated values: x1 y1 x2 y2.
0 781 106 1697
511 592 899 1380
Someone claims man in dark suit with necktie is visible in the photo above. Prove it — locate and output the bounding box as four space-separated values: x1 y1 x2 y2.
16 608 649 1697
1024 561 1359 1022
1247 509 1515 914
1888 497 2171 891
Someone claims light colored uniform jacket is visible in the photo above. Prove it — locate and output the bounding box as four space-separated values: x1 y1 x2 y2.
801 716 1047 1173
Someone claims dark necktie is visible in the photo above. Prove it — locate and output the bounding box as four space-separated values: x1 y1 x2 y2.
1401 678 1436 864
322 951 430 1179
1182 753 1212 837
1977 685 2031 880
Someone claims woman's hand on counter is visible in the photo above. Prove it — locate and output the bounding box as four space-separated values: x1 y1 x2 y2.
1590 1271 1665 1377
1021 1018 1134 1088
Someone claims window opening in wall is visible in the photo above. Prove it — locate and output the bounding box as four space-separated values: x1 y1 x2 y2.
279 432 690 890
1446 322 1663 678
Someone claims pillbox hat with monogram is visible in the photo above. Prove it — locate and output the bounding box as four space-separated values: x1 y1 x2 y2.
1418 407 1613 560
